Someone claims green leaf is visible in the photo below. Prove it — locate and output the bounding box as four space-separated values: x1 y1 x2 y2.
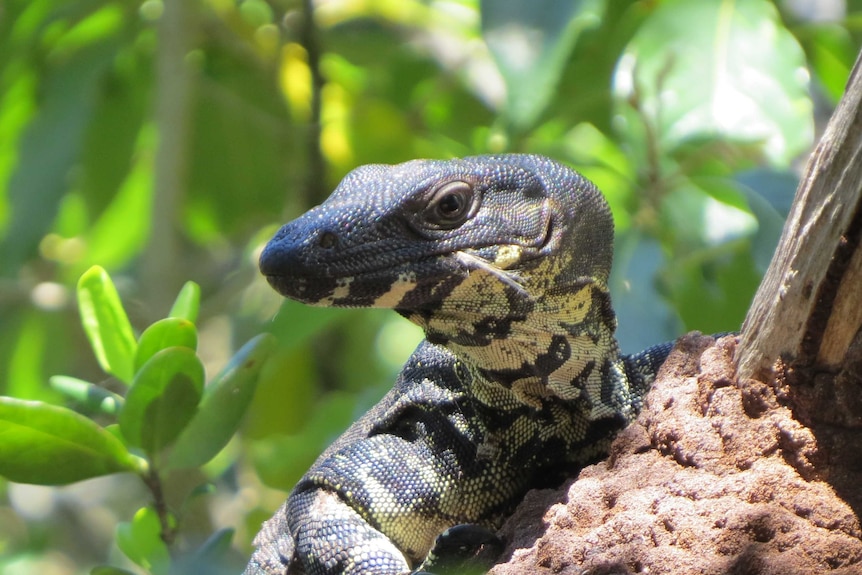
659 178 756 249
195 526 235 560
736 169 795 272
613 0 813 167
171 527 235 575
134 318 198 372
559 123 635 232
0 397 139 485
610 230 682 353
168 281 201 322
116 507 170 575
252 391 357 490
6 311 59 402
80 131 154 271
482 0 599 130
242 333 318 440
91 567 138 575
268 298 349 351
77 265 137 384
49 375 123 415
187 37 294 240
120 347 204 455
804 24 854 104
663 242 760 334
167 334 276 470
78 33 148 218
0 39 118 276
185 482 216 504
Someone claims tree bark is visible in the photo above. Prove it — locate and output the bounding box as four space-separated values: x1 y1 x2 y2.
735 52 862 384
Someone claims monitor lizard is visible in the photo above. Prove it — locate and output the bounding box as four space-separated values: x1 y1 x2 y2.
245 154 674 575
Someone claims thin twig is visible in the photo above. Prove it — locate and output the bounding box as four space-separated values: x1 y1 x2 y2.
300 0 326 205
143 0 197 316
143 467 176 545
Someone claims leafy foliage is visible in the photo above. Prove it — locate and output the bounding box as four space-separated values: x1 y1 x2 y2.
0 0 859 573
0 397 140 484
78 265 139 384
0 266 274 573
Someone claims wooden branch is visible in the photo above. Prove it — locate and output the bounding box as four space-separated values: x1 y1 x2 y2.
736 50 862 381
143 0 197 315
300 0 327 206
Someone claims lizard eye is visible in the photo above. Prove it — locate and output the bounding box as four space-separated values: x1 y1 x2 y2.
423 181 475 229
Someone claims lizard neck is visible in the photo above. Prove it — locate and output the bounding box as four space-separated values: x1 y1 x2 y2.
402 262 635 421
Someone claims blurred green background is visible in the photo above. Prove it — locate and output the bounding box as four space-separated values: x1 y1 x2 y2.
0 0 859 573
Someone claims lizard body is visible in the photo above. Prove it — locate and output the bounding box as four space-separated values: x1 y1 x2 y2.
246 154 673 575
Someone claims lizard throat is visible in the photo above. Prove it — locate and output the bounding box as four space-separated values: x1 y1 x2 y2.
404 271 629 419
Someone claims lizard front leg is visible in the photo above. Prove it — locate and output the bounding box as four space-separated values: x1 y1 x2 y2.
286 428 480 575
289 488 413 575
290 491 504 575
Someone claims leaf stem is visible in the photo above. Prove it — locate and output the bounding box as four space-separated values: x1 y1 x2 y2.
143 467 176 546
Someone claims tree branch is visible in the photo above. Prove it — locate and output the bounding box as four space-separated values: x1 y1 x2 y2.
735 51 862 381
143 0 197 316
300 0 326 205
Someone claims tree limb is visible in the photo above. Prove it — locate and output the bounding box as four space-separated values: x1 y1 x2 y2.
736 51 862 381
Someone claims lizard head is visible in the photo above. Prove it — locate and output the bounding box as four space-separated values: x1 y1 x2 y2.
259 154 614 312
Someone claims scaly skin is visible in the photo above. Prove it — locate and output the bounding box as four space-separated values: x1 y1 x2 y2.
245 154 673 575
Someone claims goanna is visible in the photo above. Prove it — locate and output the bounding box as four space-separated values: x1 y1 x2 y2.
245 154 673 575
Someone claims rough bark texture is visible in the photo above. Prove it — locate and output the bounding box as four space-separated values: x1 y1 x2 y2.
490 334 862 574
736 54 862 380
491 49 862 575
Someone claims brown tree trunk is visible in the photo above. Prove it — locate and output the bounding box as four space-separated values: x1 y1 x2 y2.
733 44 862 526
736 54 862 387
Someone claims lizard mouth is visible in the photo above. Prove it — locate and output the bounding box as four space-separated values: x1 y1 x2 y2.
264 252 534 310
453 251 528 296
261 252 462 308
259 222 545 308
262 244 537 309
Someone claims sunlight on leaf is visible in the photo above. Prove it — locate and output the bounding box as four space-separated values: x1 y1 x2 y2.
49 375 123 415
482 0 600 130
119 347 204 455
77 265 137 384
167 334 276 470
0 397 138 485
6 312 52 401
51 4 124 57
0 40 116 274
81 126 155 271
168 281 201 322
134 318 198 373
613 0 813 166
116 507 170 575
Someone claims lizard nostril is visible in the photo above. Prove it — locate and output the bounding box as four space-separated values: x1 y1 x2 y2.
318 230 338 249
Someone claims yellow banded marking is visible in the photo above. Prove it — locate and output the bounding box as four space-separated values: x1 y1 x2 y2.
372 272 418 307
319 276 354 305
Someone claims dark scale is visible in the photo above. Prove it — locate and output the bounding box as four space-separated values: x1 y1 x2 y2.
247 155 675 575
